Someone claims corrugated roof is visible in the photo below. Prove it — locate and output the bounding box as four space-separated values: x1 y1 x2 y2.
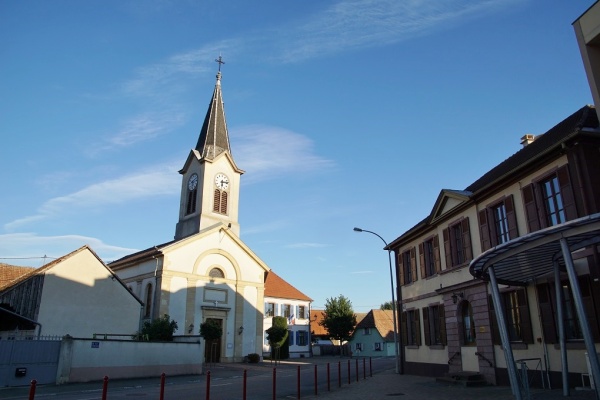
264 270 312 301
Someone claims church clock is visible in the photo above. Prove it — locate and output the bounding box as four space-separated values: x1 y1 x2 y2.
188 174 198 190
215 173 229 190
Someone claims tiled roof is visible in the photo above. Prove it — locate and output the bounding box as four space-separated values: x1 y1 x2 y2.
0 264 36 291
264 270 312 301
389 105 599 247
354 309 395 341
310 309 328 336
466 105 598 194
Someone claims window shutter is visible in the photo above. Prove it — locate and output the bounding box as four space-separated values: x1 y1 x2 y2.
213 189 220 212
439 305 447 345
398 253 405 286
220 191 228 214
536 283 557 343
419 243 426 278
517 289 534 344
442 228 452 269
416 309 422 346
401 311 408 345
522 184 541 232
505 195 519 240
288 330 294 345
579 276 600 341
410 247 418 282
557 165 578 221
296 331 300 345
461 218 473 262
433 235 441 273
423 307 431 346
478 209 491 252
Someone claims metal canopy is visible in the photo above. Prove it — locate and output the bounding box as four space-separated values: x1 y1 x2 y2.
469 213 600 286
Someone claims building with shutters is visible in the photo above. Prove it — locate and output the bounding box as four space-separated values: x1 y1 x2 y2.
263 270 312 358
387 105 600 386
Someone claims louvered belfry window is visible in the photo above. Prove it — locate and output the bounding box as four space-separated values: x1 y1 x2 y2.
213 189 228 215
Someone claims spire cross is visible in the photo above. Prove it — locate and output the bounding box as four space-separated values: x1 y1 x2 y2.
215 55 225 72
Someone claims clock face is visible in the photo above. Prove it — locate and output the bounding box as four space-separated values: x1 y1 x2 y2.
215 173 229 190
188 174 198 190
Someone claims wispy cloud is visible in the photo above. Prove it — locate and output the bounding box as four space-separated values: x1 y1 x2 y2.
5 165 179 231
0 233 139 267
269 0 519 63
232 125 335 183
87 110 187 155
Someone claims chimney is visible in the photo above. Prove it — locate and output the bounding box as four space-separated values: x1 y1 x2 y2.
520 134 536 147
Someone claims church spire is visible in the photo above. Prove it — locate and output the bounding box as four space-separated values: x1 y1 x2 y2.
195 56 231 160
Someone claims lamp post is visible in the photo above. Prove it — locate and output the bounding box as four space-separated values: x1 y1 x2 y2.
353 227 402 374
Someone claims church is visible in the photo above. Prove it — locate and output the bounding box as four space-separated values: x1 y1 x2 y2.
110 61 271 362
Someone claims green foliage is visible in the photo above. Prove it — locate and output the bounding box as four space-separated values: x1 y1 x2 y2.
247 353 260 363
137 314 178 341
266 316 289 360
320 295 357 344
200 319 223 341
380 301 393 310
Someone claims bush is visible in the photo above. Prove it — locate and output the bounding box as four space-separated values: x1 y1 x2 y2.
135 314 178 341
247 353 260 363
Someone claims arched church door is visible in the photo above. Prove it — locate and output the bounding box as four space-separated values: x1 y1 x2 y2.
204 318 223 363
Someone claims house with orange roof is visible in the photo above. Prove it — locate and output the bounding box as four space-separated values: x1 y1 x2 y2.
263 270 312 358
348 309 396 358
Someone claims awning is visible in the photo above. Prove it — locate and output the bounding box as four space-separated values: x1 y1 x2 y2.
469 213 600 286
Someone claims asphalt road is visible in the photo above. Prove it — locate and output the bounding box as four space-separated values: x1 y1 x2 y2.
2 356 397 400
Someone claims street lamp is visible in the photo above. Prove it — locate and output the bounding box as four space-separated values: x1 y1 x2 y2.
353 227 403 374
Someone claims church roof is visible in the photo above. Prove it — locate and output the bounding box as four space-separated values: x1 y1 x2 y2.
264 270 312 301
195 69 231 161
354 309 395 341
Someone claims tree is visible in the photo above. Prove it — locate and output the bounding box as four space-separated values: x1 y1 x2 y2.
380 301 393 310
266 316 289 361
136 314 178 341
320 295 357 355
200 319 223 341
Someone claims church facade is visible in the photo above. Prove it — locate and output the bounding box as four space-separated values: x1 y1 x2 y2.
110 66 269 362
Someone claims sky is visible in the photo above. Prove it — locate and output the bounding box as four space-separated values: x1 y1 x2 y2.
0 0 596 313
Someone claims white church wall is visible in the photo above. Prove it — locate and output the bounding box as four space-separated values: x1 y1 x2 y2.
167 276 188 335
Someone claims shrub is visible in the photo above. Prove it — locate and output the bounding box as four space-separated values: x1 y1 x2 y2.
247 353 260 363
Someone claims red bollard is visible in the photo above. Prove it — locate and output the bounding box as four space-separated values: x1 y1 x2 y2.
206 371 211 400
102 376 109 400
347 360 351 384
297 366 301 399
314 365 318 396
159 373 166 400
28 379 37 400
363 358 366 379
273 368 277 400
338 361 341 388
355 358 359 382
327 363 331 392
243 369 247 400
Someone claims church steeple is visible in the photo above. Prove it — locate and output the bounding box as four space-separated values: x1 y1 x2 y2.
174 57 244 241
195 56 231 160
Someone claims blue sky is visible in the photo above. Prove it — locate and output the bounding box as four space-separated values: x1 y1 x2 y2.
0 0 595 312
